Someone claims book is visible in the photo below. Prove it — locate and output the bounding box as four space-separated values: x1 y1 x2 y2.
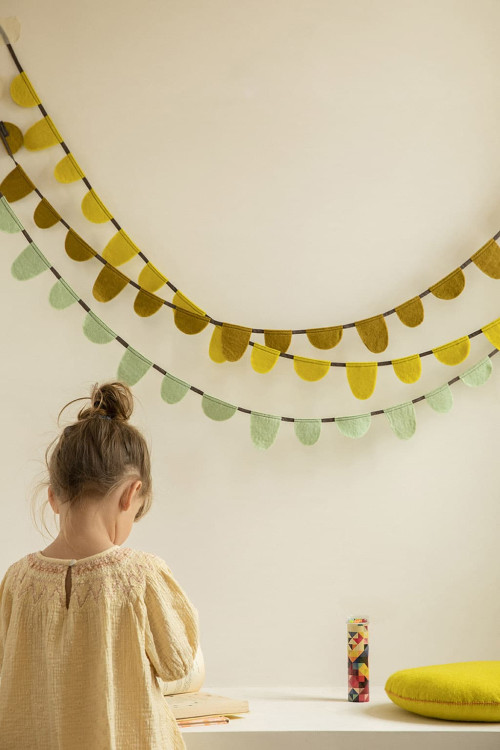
177 715 230 727
158 643 206 696
165 691 250 720
158 644 250 721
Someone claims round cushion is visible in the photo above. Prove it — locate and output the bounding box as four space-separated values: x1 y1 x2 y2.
385 661 500 722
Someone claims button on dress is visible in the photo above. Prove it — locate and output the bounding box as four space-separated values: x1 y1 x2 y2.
0 546 199 749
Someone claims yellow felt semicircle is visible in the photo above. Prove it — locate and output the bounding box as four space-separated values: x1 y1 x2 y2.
65 229 96 262
3 122 24 154
306 326 343 349
173 291 210 334
102 229 140 266
138 262 168 293
471 239 500 280
0 164 35 202
221 323 252 362
429 268 465 299
395 297 424 327
250 343 280 373
293 356 330 382
432 336 471 366
92 264 129 302
81 189 113 224
355 315 389 353
209 326 227 363
482 317 500 348
10 72 40 107
392 355 422 384
33 198 61 229
54 153 85 183
264 330 292 353
346 363 378 400
24 116 63 151
133 289 164 317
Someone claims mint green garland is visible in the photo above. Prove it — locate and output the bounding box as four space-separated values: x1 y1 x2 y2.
1 194 497 449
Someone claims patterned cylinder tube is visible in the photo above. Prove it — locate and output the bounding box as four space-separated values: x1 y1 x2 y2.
347 616 369 702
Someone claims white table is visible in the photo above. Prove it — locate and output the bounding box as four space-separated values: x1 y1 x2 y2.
183 686 500 750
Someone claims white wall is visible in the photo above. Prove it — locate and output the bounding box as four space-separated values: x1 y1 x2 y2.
0 0 499 688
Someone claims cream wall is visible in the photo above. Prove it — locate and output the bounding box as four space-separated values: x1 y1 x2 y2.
0 0 499 688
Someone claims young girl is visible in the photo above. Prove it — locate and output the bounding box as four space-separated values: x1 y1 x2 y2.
0 381 199 749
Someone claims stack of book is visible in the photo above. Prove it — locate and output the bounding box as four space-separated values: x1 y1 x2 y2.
159 644 249 728
166 691 250 727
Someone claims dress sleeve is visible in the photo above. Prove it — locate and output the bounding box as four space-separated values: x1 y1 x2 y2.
0 566 14 675
144 557 199 683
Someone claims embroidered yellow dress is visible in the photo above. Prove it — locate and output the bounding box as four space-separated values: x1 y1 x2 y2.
0 545 199 749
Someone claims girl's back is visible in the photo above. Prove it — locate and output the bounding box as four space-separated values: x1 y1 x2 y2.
0 382 199 749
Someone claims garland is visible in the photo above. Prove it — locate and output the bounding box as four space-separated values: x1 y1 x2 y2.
1 154 500 400
2 32 500 357
1 195 497 448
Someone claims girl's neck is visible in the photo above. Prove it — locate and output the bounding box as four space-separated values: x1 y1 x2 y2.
42 539 118 560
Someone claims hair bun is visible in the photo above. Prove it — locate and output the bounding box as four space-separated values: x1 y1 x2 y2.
77 381 134 422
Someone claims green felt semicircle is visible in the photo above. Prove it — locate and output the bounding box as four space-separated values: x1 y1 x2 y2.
384 402 416 440
117 346 152 385
49 278 79 309
82 311 117 344
0 196 23 233
424 384 453 413
250 412 281 449
335 414 371 439
294 419 321 445
160 373 190 404
201 394 237 421
459 356 493 387
11 243 50 280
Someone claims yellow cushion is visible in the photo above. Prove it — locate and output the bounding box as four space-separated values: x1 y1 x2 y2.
385 661 500 722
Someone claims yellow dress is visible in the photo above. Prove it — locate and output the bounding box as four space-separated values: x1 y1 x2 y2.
0 545 199 749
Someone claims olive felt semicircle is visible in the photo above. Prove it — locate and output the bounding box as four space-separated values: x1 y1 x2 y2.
429 268 465 299
395 296 425 327
354 315 389 353
305 326 343 349
471 239 500 279
172 291 210 334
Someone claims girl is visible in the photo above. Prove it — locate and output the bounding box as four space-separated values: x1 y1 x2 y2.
0 381 199 749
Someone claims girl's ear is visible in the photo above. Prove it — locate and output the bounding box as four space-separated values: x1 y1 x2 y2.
120 478 142 511
47 485 58 513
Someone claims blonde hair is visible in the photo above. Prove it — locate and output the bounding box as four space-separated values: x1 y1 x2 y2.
31 381 152 540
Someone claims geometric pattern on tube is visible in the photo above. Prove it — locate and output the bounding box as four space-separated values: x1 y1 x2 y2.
347 618 369 702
